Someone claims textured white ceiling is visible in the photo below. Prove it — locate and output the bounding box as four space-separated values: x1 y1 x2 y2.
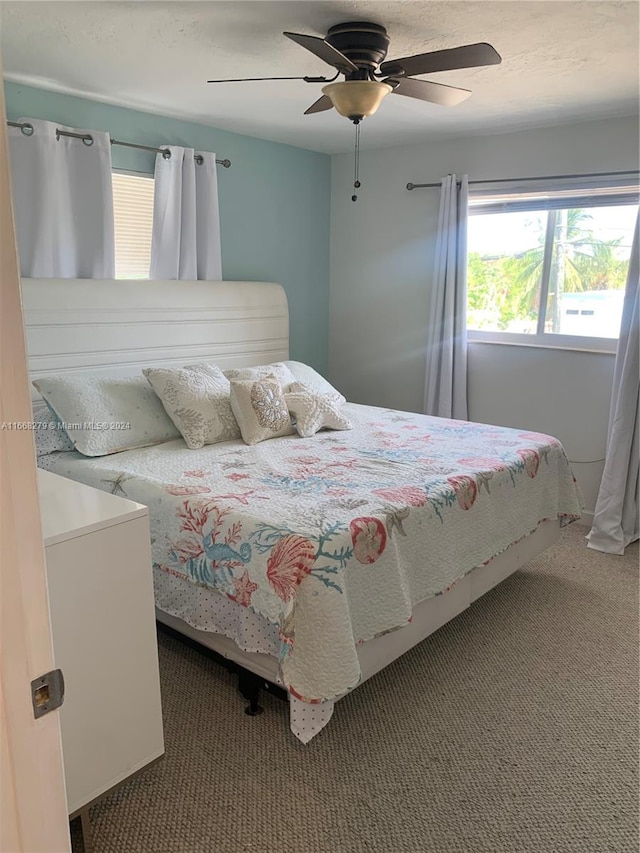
1 1 638 154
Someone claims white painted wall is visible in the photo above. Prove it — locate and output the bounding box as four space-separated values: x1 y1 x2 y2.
329 115 639 515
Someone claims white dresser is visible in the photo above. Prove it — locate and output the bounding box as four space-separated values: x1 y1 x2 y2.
38 469 164 822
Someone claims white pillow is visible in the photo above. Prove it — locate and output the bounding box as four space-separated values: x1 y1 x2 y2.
285 382 353 438
283 361 345 404
143 363 240 450
223 362 296 391
32 374 181 457
33 402 75 457
229 374 294 446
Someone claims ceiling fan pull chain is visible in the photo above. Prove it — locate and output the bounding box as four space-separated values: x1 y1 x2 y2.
352 120 361 202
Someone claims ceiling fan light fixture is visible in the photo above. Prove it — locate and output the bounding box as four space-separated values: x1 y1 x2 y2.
321 80 392 121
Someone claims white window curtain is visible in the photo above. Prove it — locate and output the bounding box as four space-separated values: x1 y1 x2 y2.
150 146 222 281
7 118 115 278
588 213 640 555
424 174 469 420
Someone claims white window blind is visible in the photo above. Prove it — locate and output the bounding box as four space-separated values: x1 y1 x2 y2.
112 172 155 279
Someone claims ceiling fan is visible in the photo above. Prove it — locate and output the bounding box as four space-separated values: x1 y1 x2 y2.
208 21 502 123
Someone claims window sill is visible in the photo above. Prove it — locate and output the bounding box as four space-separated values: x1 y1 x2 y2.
468 331 617 355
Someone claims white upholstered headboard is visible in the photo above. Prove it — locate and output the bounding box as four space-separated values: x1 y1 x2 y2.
21 279 289 401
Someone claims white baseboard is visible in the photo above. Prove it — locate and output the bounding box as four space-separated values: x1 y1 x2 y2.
573 511 594 529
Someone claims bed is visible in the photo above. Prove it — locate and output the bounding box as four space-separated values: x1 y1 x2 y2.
23 278 584 742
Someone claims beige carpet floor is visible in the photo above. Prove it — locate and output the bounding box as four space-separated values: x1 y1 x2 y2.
74 524 639 853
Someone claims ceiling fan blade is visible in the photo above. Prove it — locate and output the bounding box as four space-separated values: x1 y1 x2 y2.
304 95 334 115
284 31 358 73
388 77 472 107
380 42 501 78
207 74 331 83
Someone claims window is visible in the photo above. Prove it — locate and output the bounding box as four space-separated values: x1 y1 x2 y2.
466 182 639 349
112 172 155 279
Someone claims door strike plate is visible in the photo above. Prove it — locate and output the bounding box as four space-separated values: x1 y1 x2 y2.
31 669 65 719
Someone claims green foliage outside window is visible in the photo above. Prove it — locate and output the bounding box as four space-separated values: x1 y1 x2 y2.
467 207 632 333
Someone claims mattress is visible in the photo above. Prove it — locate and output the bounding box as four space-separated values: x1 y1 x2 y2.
42 402 584 707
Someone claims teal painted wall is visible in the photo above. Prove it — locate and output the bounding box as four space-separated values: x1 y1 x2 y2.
4 82 331 372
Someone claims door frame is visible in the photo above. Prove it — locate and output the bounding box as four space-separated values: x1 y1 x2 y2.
0 58 71 853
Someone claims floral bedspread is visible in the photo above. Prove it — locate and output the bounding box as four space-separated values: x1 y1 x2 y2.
44 403 584 703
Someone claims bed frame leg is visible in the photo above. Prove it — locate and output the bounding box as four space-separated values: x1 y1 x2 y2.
238 671 264 716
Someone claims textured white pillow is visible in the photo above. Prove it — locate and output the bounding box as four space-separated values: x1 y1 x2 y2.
223 362 296 391
283 361 346 404
229 374 294 446
33 402 75 457
285 382 352 438
143 363 240 450
32 374 181 457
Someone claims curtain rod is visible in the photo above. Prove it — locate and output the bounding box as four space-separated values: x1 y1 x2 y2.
7 121 232 168
406 169 640 191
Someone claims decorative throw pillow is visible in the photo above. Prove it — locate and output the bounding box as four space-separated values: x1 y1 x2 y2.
285 382 353 438
32 401 75 457
32 374 181 457
143 363 240 450
283 361 346 404
229 374 294 446
223 362 296 391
